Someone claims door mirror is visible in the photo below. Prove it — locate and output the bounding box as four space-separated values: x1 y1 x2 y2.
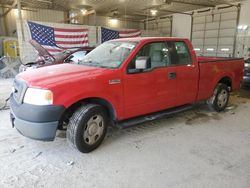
135 56 151 70
127 56 151 74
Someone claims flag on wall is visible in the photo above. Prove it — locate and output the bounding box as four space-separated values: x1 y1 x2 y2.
27 21 88 55
101 27 141 43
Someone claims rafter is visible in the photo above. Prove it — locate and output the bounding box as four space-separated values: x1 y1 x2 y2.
0 0 17 17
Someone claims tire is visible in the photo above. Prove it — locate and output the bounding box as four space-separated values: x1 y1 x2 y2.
66 104 108 153
208 83 230 112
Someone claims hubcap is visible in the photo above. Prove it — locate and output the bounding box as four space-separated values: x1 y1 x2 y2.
84 115 104 145
217 89 228 107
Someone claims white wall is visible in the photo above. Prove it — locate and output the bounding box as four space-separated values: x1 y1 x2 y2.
171 14 192 39
239 0 250 33
235 0 250 58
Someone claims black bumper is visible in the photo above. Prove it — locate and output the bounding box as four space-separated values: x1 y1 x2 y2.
10 95 65 141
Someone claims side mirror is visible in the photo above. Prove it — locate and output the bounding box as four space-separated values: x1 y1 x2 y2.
135 56 151 70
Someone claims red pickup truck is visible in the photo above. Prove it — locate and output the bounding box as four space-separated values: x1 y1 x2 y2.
10 37 244 153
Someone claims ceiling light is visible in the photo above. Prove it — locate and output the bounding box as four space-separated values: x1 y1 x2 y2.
243 25 248 30
150 9 158 16
13 9 19 17
110 18 118 25
221 48 230 52
238 25 248 30
194 48 201 51
238 25 243 30
207 48 214 51
81 9 87 15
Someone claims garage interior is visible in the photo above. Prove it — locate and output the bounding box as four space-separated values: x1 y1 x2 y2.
0 0 250 187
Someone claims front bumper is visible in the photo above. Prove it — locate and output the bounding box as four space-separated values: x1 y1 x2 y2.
10 95 65 141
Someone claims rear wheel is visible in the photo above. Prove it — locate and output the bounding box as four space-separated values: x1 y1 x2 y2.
208 83 229 112
66 104 108 153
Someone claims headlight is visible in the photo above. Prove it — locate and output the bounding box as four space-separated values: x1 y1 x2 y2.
23 88 53 105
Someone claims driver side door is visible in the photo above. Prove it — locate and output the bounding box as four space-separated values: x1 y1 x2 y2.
123 42 176 119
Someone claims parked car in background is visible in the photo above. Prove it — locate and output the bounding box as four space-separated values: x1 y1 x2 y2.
19 40 94 72
10 37 244 153
243 58 250 86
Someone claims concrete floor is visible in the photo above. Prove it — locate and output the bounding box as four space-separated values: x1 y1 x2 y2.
0 79 250 188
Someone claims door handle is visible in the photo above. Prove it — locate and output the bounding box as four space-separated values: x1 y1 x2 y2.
168 72 176 80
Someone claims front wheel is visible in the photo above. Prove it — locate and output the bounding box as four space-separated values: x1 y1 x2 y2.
208 83 230 112
66 104 108 153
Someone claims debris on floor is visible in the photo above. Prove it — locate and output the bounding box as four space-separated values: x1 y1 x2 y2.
33 152 43 159
66 161 75 166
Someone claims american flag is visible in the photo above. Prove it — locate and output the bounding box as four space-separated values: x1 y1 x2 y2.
27 21 88 55
101 27 141 43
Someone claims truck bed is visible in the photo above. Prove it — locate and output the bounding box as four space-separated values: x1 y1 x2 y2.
196 56 244 101
198 56 242 63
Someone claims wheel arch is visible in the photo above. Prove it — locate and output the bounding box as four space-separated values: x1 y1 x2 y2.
217 76 232 91
59 97 117 129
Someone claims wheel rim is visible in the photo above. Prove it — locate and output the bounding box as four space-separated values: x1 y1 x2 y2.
83 115 104 145
217 89 228 108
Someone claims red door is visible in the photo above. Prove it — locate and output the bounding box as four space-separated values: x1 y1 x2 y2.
175 64 199 106
123 72 156 119
123 41 178 119
153 67 177 110
166 41 199 106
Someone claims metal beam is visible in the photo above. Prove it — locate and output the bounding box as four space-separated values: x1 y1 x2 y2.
141 15 172 22
0 4 37 11
171 0 216 7
36 0 52 4
143 1 209 17
129 12 154 18
0 0 17 17
233 4 241 57
159 9 192 15
17 0 25 41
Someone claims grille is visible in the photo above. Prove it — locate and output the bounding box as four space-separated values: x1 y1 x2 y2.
13 79 28 104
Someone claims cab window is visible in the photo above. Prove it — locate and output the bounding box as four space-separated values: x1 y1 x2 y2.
167 41 192 65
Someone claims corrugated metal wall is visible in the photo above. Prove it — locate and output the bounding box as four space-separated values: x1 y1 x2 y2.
192 6 238 57
4 9 64 36
236 36 250 59
145 18 172 37
0 8 6 36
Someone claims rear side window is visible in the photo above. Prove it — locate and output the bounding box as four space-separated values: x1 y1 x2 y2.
167 41 192 65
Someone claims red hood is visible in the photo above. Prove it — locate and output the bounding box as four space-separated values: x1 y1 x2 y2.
29 40 54 59
17 64 107 88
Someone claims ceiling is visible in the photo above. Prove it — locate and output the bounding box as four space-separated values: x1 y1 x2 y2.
0 0 243 20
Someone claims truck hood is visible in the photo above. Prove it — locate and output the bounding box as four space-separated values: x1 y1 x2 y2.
29 39 54 59
17 64 107 88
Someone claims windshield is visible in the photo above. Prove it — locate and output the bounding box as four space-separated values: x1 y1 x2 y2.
78 41 137 68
